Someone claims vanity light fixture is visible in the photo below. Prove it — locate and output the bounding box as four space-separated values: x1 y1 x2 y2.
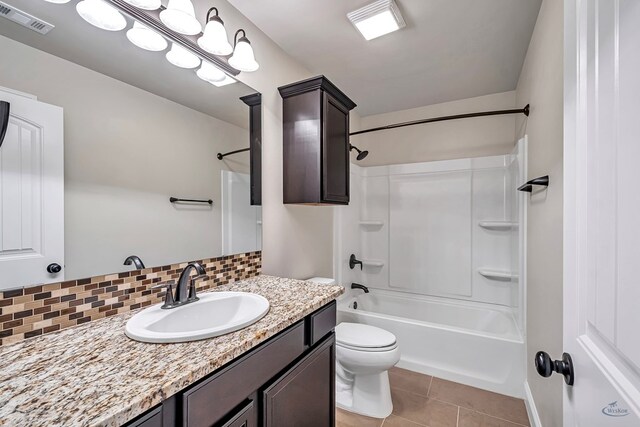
211 75 237 87
76 0 127 31
166 42 201 68
198 7 233 56
197 61 226 83
122 0 160 11
228 29 259 72
347 0 406 41
127 21 167 51
159 0 202 36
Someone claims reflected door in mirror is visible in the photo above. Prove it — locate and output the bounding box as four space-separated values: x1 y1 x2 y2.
0 91 64 288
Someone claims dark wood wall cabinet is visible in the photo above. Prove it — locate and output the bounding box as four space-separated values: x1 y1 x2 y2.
240 93 262 206
279 76 357 205
124 300 337 427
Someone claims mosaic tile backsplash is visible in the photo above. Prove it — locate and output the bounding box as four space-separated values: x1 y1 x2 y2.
0 251 261 346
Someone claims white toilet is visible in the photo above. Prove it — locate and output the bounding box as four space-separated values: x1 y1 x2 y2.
335 322 400 418
307 278 401 419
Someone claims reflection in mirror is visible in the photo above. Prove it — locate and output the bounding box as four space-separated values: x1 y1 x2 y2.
0 0 261 289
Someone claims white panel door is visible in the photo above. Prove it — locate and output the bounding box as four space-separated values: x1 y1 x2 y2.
564 0 640 424
0 91 64 289
221 171 261 256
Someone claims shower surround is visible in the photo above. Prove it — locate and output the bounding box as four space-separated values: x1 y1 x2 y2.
334 139 527 397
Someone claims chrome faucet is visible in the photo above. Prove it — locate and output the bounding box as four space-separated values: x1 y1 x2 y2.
153 262 208 309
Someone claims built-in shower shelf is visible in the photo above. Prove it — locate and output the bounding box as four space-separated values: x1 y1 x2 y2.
478 221 518 230
359 220 384 227
478 269 518 281
362 259 385 267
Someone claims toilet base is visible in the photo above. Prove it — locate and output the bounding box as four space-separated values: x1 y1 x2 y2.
336 370 393 419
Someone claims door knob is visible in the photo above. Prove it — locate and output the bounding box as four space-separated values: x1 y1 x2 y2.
46 263 62 274
535 351 574 386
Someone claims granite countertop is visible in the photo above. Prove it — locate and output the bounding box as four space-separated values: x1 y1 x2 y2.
0 275 344 427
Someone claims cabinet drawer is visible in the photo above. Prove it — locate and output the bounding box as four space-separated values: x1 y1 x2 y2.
183 321 305 427
307 301 336 346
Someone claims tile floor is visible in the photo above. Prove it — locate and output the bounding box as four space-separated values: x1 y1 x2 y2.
336 367 530 427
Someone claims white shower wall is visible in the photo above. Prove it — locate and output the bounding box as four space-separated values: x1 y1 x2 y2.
336 144 526 313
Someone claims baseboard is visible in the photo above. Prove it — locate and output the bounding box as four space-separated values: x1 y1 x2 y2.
524 381 542 427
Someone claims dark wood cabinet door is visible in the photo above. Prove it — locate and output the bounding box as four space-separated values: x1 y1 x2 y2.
217 400 256 427
263 334 335 427
322 94 350 204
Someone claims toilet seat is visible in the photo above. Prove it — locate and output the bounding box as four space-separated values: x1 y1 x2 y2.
336 323 397 352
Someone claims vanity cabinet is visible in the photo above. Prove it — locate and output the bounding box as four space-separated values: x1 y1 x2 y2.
263 337 335 427
125 301 337 427
278 76 357 205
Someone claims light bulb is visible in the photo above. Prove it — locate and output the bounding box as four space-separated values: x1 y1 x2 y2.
197 17 232 56
166 43 201 69
211 75 237 87
229 36 259 72
196 62 226 83
159 0 201 35
127 22 167 52
122 0 161 10
76 0 126 31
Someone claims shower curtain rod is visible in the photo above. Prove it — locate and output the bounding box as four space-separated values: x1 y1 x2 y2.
349 104 530 137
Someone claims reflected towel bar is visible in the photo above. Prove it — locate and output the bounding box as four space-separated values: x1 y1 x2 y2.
170 197 213 205
217 147 249 160
517 175 549 193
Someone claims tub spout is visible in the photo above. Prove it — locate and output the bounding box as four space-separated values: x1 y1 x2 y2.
351 283 369 293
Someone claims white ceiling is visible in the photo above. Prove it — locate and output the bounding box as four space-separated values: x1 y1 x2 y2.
229 0 542 116
0 0 257 127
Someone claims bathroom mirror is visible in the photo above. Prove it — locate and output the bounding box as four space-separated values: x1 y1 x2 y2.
0 0 261 289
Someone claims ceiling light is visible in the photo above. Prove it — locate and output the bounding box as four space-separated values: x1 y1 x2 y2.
210 75 237 87
122 0 161 10
43 0 71 3
228 29 259 72
347 0 405 41
159 0 201 35
197 61 226 83
76 0 127 31
166 43 201 68
127 21 167 51
197 7 232 56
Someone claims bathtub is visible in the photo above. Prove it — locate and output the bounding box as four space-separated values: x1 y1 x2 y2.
337 289 525 398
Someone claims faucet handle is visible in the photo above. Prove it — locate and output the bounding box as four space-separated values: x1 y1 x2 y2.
152 280 177 309
188 275 209 301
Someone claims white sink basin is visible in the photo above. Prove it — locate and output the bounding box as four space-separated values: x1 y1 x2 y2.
125 292 270 343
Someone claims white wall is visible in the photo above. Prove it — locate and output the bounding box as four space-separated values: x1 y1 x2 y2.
351 91 518 166
514 0 564 424
0 35 249 280
214 1 339 279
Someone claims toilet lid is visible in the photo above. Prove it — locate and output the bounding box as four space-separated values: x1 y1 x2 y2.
335 323 397 349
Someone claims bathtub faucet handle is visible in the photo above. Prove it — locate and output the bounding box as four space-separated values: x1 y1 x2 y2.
351 283 369 293
349 254 364 270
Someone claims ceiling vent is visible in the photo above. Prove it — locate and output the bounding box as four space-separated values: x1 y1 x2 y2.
0 2 54 35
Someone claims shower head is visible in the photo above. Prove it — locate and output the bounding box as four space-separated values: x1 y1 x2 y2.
349 144 369 161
